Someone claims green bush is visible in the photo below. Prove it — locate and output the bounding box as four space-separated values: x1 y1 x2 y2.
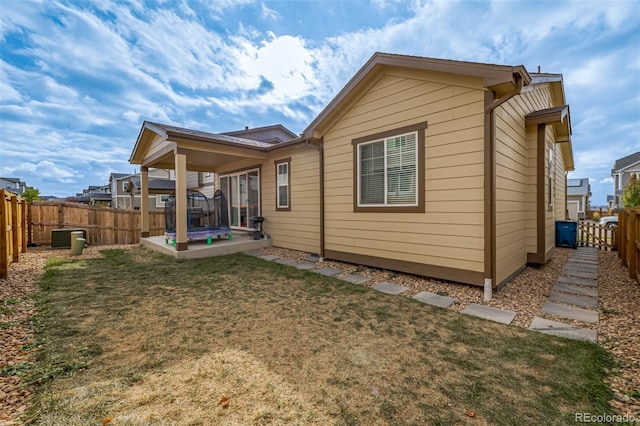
622 173 640 208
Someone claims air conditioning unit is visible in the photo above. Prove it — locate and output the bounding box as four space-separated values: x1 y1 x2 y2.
51 229 87 248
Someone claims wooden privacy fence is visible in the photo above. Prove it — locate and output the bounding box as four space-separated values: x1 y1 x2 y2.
29 202 165 246
1 190 27 279
618 208 640 283
578 221 616 252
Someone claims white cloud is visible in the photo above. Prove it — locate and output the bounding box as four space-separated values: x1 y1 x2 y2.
2 160 79 182
600 177 614 184
123 110 140 123
261 3 280 20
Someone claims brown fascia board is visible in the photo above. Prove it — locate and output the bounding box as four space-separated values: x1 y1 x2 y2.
302 51 531 139
129 121 169 164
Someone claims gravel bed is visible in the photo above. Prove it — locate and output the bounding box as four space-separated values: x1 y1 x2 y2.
1 244 638 421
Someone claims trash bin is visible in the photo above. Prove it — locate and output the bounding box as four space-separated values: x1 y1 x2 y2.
70 231 86 255
555 220 578 249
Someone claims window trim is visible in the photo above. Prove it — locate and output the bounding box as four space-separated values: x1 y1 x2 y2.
155 194 169 208
275 158 291 211
352 122 426 213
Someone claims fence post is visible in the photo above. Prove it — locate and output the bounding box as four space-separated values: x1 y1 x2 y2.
0 190 7 279
58 203 64 228
629 211 637 280
11 195 19 262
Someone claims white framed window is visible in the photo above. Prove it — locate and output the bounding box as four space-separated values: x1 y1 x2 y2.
156 194 169 207
122 181 128 191
276 159 290 210
358 132 418 207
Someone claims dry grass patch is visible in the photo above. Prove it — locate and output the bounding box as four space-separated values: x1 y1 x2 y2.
23 247 614 425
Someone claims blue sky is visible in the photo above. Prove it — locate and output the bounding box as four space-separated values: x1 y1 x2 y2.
1 0 639 205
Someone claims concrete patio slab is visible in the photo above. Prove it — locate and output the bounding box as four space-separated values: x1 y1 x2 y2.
246 250 264 257
304 255 320 262
293 262 317 270
529 317 597 342
552 283 598 298
541 301 599 323
561 268 598 280
557 275 598 287
372 282 409 295
142 235 272 260
460 304 516 325
314 267 342 277
275 258 296 265
258 254 280 261
413 292 456 308
548 291 598 309
339 274 371 284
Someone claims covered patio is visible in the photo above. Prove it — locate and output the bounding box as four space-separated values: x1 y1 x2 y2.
129 121 306 253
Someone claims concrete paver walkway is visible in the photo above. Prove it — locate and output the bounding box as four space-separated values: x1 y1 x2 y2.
530 247 600 341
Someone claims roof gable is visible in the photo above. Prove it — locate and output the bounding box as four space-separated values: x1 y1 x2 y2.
303 52 531 139
613 151 640 172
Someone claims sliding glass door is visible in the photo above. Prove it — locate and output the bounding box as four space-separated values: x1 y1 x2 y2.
219 169 260 228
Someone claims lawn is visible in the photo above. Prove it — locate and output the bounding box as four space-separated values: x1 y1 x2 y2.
22 247 613 425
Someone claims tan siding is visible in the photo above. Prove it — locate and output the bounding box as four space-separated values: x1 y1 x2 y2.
263 146 321 254
495 85 555 283
322 72 486 274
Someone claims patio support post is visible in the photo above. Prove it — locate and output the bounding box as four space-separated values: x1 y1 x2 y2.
140 166 150 238
175 153 188 251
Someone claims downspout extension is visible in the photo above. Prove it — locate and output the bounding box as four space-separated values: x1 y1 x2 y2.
306 139 325 260
483 74 524 300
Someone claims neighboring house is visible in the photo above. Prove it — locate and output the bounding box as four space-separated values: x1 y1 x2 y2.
0 177 27 195
86 184 112 207
566 178 590 220
125 174 175 212
607 195 615 210
611 151 640 208
130 52 574 290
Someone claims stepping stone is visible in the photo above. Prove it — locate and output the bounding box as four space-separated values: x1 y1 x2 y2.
304 255 320 262
258 255 280 261
413 291 456 308
557 275 598 288
568 257 598 265
529 317 597 343
564 264 598 274
246 251 264 257
565 260 597 269
313 267 341 277
541 301 599 323
460 304 516 325
293 262 316 270
552 283 598 298
275 258 296 265
339 274 371 284
561 268 598 280
372 282 408 295
548 291 598 309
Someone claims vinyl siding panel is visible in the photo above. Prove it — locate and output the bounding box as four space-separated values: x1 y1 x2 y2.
322 71 486 276
263 146 321 254
495 84 556 284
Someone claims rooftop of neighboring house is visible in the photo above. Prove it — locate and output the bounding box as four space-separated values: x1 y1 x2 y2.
612 151 640 173
222 124 298 144
567 178 590 196
126 176 175 192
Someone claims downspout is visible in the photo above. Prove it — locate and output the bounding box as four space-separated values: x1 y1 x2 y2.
483 74 524 300
306 138 325 259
